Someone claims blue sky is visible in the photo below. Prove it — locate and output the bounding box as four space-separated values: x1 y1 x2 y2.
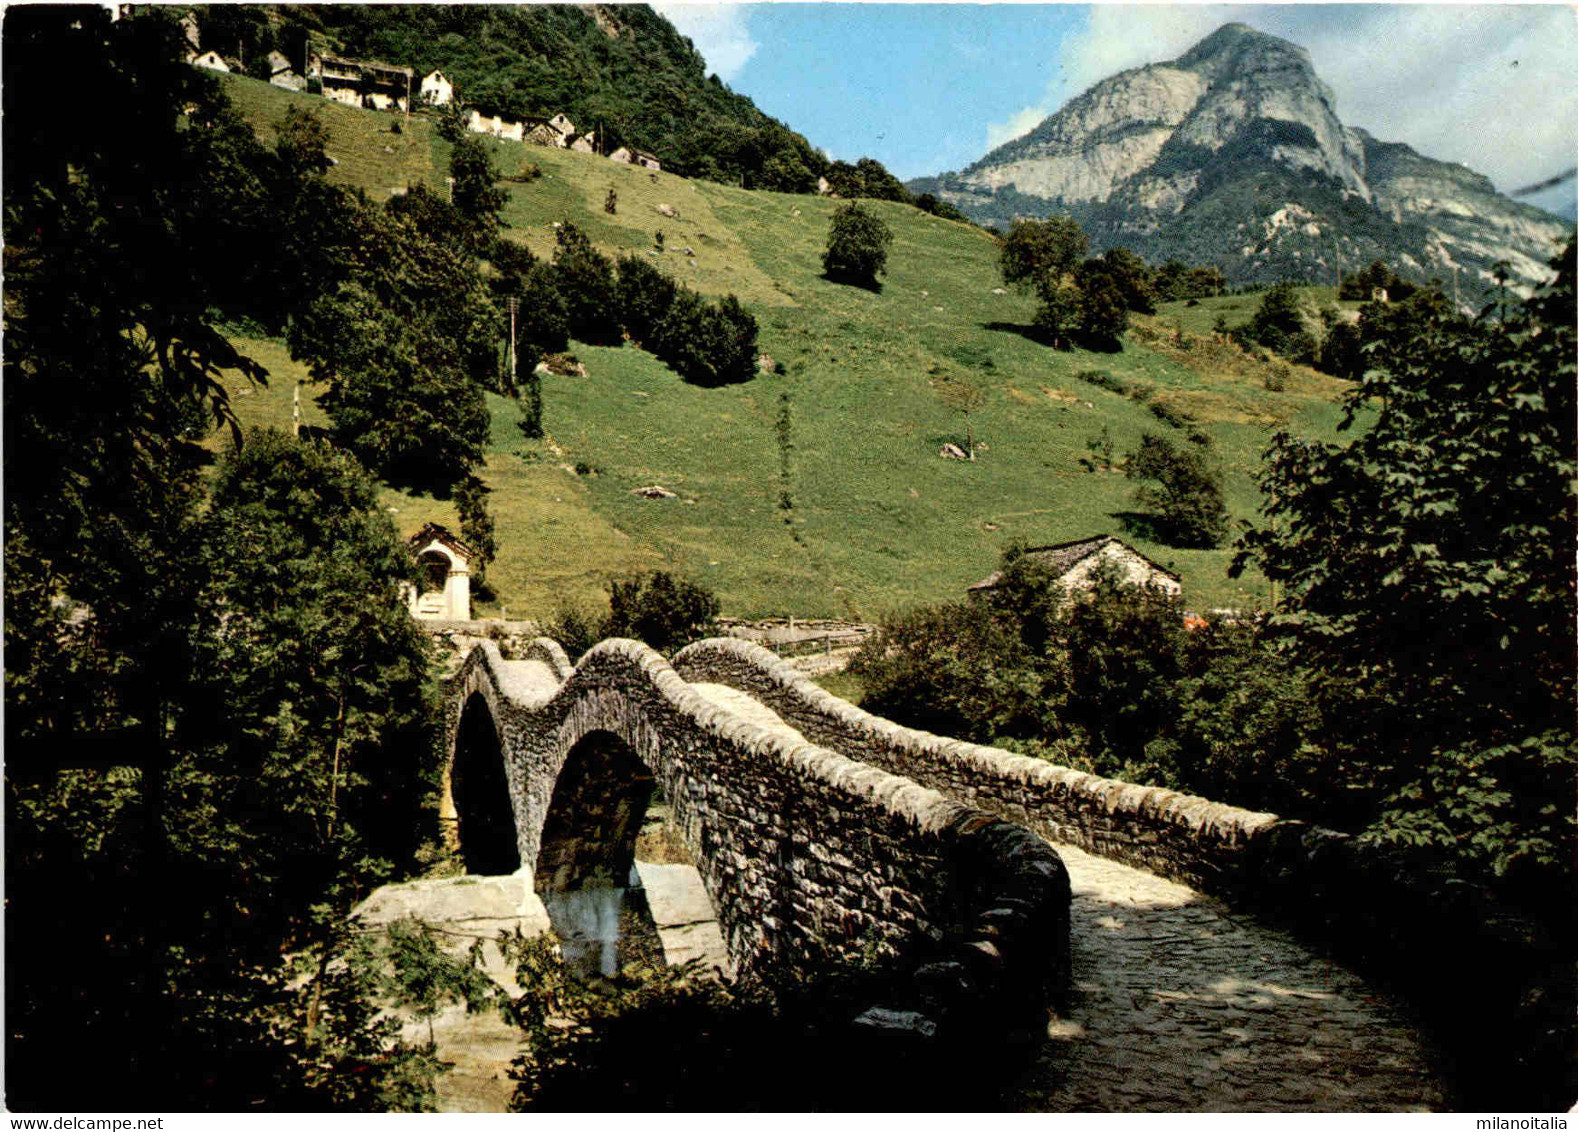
653 3 1577 212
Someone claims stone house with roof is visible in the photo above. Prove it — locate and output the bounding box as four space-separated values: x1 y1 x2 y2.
419 69 454 106
966 535 1182 598
321 55 413 112
609 146 661 172
266 49 307 91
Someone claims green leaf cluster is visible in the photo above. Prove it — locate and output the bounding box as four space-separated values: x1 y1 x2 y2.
3 12 451 1107
1236 236 1577 895
822 202 894 288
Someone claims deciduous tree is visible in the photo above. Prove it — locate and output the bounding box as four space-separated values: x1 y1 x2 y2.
999 216 1088 290
1125 432 1229 548
1234 237 1577 895
822 202 893 288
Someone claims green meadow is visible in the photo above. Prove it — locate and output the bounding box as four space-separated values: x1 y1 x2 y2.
219 72 1358 620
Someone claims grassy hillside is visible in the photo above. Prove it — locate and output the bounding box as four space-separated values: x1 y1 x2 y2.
219 73 1359 620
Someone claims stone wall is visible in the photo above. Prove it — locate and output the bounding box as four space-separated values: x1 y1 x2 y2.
668 637 1575 1088
444 638 1071 1039
673 637 1285 897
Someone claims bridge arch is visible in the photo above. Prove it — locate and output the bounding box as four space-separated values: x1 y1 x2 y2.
535 728 661 976
443 637 1071 1037
451 691 521 876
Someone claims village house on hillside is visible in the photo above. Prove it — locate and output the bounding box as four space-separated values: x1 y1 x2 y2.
179 13 662 170
265 49 308 91
419 69 453 106
407 524 475 622
966 535 1182 598
190 49 228 73
321 54 413 112
609 146 660 172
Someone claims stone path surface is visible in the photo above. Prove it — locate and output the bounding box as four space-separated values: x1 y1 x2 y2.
1002 842 1448 1112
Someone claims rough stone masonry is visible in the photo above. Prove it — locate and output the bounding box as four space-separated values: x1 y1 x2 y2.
442 636 1070 1041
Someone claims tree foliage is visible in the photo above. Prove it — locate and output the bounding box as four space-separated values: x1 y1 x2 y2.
1073 264 1132 347
822 156 912 202
292 282 489 489
615 252 680 346
1151 259 1226 302
999 216 1088 290
1241 281 1317 363
455 474 498 597
645 287 759 386
603 571 722 654
1125 432 1230 549
822 202 894 288
551 220 622 344
4 12 450 1107
448 133 509 248
188 430 437 922
284 177 499 491
1096 247 1158 314
1235 236 1577 896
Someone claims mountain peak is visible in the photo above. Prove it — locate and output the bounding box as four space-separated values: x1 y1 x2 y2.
923 21 1569 294
1173 21 1312 77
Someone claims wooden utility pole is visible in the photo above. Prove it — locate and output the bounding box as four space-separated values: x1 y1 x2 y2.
508 295 519 389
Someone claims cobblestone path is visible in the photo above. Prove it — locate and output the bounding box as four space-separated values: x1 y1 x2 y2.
1002 842 1449 1112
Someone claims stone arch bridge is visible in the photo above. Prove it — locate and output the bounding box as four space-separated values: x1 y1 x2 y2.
439 635 1447 1109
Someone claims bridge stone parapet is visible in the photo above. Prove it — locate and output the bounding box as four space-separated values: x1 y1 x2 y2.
441 637 1071 1041
673 637 1284 896
671 637 1576 1081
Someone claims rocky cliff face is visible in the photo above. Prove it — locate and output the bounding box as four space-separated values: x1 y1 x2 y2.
920 23 1570 294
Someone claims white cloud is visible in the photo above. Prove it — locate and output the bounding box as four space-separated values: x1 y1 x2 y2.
652 2 758 83
985 104 1049 152
1041 4 1578 194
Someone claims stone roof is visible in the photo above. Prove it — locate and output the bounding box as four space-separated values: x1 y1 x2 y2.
967 534 1180 592
409 522 476 562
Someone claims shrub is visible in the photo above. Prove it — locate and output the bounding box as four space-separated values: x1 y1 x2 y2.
822 202 892 288
1125 431 1229 548
615 254 678 346
1075 369 1123 394
1147 399 1195 430
849 597 1057 745
544 605 603 662
603 571 720 654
